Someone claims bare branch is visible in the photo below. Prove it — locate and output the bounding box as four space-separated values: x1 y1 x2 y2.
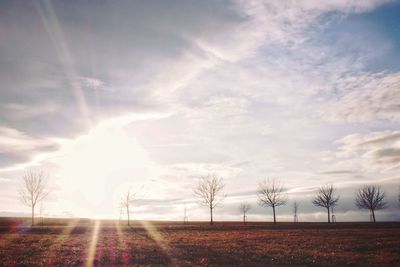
120 187 144 226
312 184 339 223
239 202 251 214
257 179 287 208
355 185 386 222
19 170 49 226
257 178 287 223
239 201 251 224
193 175 225 225
312 184 339 209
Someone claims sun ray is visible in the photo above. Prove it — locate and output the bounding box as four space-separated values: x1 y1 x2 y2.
114 220 131 264
47 219 80 265
140 221 178 265
33 0 91 127
86 220 101 267
114 220 123 240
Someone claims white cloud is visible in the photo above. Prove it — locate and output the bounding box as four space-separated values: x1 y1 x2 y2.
4 102 59 120
80 77 104 90
0 126 57 153
322 72 400 122
0 177 10 183
0 0 398 220
336 130 400 171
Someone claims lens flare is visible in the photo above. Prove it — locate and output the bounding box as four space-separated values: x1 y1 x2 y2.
86 220 101 267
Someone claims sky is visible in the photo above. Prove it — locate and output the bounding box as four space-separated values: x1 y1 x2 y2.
0 0 399 222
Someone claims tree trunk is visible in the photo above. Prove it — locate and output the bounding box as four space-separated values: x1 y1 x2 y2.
210 207 213 225
372 209 376 223
127 206 130 226
31 205 34 226
243 212 246 224
272 206 276 224
327 207 331 223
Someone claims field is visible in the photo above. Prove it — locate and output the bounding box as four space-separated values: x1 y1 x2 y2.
0 218 399 266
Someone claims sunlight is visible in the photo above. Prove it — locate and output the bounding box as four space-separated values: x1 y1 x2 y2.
35 0 91 127
53 117 161 218
48 219 79 265
114 220 131 264
140 221 178 265
86 220 101 267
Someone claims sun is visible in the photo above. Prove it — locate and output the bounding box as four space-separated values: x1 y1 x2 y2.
52 118 158 218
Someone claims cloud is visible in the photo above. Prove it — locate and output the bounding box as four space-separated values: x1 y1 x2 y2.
0 0 245 137
0 177 11 183
322 72 400 122
364 148 400 170
236 0 390 45
0 0 399 220
336 130 400 171
0 126 59 168
77 77 104 90
317 170 355 175
0 0 394 158
0 126 57 152
3 102 59 120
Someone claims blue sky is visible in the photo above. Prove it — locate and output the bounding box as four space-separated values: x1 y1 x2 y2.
319 2 400 73
0 0 399 222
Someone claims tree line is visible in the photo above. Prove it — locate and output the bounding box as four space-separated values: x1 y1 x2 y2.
193 175 398 225
19 170 400 226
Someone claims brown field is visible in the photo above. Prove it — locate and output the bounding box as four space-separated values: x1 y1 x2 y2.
0 218 399 266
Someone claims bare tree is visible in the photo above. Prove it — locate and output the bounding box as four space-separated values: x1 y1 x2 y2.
355 185 387 222
239 202 251 224
257 179 287 224
293 201 299 223
120 188 143 226
312 184 339 223
193 175 225 225
19 170 48 226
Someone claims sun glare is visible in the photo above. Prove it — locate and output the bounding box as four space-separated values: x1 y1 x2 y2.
52 120 158 218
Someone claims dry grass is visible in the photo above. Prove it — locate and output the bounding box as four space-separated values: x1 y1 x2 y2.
0 218 399 266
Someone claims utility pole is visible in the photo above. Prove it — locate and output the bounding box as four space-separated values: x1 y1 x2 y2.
293 202 299 223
